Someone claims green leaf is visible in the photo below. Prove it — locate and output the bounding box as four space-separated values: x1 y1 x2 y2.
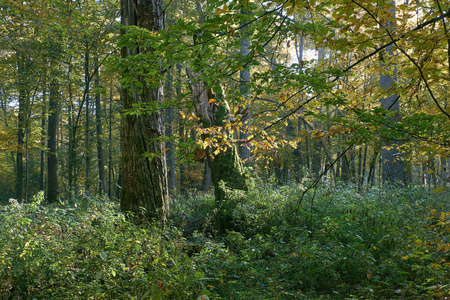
200 289 212 296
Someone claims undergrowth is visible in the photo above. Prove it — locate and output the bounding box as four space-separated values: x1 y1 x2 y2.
0 183 449 299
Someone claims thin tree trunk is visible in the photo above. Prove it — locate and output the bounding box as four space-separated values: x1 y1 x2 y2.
311 47 325 178
178 114 187 194
25 90 31 202
85 47 91 193
40 82 47 192
165 71 176 194
295 34 305 181
47 79 59 203
360 145 368 189
176 64 187 194
297 116 304 180
94 56 106 194
108 82 113 198
116 88 123 200
303 119 311 171
202 159 212 192
68 63 75 197
16 55 26 201
367 148 379 187
239 7 251 165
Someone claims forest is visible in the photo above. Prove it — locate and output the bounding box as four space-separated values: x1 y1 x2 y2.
0 0 449 298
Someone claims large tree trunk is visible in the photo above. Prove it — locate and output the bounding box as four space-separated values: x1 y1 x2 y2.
380 2 405 184
187 70 247 234
120 0 169 223
47 80 59 203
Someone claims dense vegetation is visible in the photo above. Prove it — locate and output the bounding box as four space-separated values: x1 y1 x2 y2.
1 0 450 298
1 183 449 299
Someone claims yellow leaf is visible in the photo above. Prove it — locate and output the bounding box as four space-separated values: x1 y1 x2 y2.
287 6 295 15
215 5 228 15
432 187 449 193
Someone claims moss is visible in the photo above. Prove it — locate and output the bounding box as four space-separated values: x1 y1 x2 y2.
211 143 247 234
214 102 229 126
200 99 247 234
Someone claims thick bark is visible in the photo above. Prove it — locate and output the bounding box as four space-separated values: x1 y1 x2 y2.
120 0 169 223
47 80 59 203
94 56 106 194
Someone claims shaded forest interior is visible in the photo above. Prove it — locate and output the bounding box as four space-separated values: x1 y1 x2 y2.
0 0 450 298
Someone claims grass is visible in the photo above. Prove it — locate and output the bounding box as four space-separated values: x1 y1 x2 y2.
0 183 449 299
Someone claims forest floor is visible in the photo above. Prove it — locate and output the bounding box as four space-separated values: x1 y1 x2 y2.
0 181 449 299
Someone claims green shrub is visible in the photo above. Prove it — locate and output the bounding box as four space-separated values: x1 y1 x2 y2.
1 184 448 299
0 197 207 299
